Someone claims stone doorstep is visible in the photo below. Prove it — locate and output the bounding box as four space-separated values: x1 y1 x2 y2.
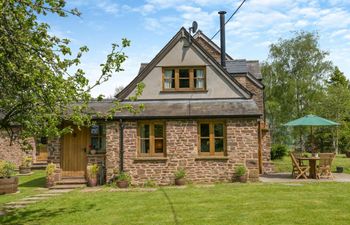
56 179 87 185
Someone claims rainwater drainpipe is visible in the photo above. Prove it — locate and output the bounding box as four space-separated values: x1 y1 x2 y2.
119 119 124 172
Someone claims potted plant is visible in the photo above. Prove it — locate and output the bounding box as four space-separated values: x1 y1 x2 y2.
174 168 186 186
234 165 247 183
116 171 131 188
336 166 344 173
87 164 99 187
19 156 32 174
0 160 18 194
46 163 56 188
345 150 350 158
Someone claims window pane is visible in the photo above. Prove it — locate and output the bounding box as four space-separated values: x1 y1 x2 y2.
194 69 204 78
214 124 224 137
179 79 190 88
155 139 164 153
154 124 163 138
179 69 189 78
91 125 99 135
215 139 224 152
140 139 150 153
200 124 210 137
200 138 210 152
164 69 175 79
165 79 175 89
195 79 204 88
91 137 99 150
140 124 149 138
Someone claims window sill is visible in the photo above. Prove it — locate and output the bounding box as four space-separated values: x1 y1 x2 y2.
133 157 168 162
160 90 208 94
195 156 229 160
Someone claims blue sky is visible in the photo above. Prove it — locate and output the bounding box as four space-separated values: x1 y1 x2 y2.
42 0 350 97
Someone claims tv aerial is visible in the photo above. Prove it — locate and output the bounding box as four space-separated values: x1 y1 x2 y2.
188 21 198 44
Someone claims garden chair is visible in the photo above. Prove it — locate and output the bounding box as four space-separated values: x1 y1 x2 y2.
290 152 310 179
316 153 336 179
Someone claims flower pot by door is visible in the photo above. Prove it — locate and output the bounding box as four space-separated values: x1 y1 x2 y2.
237 175 247 183
0 177 18 194
116 180 129 188
19 166 31 174
88 178 98 187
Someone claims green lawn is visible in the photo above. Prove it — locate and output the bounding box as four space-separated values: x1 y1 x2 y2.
273 154 350 174
0 170 46 206
2 182 350 225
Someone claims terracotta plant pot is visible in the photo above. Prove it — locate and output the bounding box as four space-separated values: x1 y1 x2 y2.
237 175 247 183
46 176 55 188
19 166 31 174
345 152 350 158
116 180 129 188
88 177 98 187
0 177 18 194
175 178 186 186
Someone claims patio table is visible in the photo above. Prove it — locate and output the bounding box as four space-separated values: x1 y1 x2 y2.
297 157 320 179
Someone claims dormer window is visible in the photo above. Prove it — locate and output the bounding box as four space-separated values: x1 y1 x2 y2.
162 67 206 91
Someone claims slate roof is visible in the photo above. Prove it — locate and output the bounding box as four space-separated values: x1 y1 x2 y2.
89 99 261 119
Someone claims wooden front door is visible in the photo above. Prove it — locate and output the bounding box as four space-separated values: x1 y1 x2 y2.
61 126 90 177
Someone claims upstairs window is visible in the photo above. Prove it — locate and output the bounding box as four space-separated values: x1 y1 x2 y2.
163 67 206 91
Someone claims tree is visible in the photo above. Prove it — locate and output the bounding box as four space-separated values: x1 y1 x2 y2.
0 0 143 143
316 67 350 153
262 31 333 146
114 85 125 97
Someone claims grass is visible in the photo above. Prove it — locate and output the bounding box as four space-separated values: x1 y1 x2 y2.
273 154 350 174
1 182 350 225
0 170 46 207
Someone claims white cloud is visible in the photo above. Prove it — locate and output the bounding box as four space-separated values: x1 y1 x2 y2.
97 0 119 14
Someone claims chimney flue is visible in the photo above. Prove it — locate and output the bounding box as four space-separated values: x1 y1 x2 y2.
218 11 226 68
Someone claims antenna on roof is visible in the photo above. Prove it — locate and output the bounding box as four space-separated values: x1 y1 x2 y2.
188 21 198 44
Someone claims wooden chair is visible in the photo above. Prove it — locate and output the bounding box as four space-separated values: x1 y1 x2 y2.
290 152 310 179
316 153 336 179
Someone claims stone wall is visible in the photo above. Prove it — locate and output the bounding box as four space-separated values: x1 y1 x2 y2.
235 75 264 115
47 137 61 168
0 130 36 167
105 118 261 186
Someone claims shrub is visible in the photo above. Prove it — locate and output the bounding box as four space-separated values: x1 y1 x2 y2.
271 144 288 160
46 163 56 176
174 168 186 179
0 160 16 178
116 171 131 182
144 180 157 188
87 164 99 178
21 156 32 168
235 165 246 177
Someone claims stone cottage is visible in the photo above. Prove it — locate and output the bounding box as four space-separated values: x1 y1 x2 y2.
45 23 272 186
